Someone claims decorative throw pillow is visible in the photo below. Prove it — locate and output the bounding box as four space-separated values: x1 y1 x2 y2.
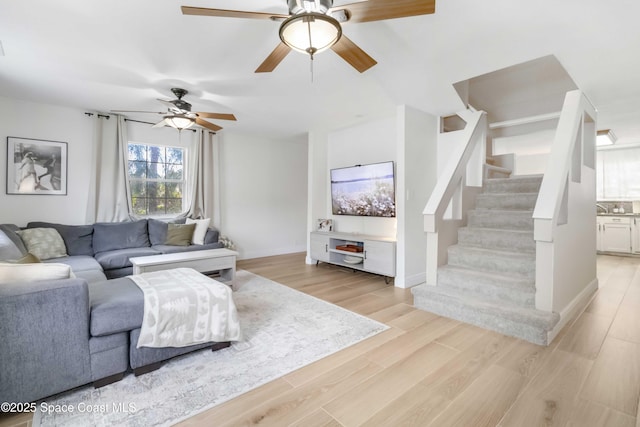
186 218 211 245
0 262 73 284
16 228 68 260
165 223 196 246
8 253 41 264
0 229 24 261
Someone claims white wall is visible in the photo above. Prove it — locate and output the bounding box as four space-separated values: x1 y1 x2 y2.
217 132 308 260
395 106 438 288
0 96 94 225
327 117 397 236
306 129 329 263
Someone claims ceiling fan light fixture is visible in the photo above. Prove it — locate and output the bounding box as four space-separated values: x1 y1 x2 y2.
164 115 195 130
279 12 342 57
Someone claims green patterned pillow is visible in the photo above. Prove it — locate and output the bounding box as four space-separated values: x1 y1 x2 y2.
16 228 68 260
165 223 196 246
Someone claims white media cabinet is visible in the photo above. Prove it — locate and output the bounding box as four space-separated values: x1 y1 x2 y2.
310 231 396 282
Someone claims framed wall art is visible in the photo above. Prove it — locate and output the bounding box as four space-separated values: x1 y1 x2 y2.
6 137 68 195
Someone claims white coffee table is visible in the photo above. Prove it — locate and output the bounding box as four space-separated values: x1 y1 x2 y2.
130 248 239 284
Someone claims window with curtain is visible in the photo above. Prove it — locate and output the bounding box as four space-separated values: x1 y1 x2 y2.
128 143 186 216
597 147 640 200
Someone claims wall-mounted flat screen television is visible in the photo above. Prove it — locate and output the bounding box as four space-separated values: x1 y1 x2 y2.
331 161 396 217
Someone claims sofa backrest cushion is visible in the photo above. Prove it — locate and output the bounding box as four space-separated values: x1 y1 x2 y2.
27 222 94 256
0 230 25 261
16 228 68 261
148 217 186 246
0 262 74 284
93 220 150 254
0 224 28 256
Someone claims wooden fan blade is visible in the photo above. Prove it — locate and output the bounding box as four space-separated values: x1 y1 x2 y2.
255 42 292 73
181 6 289 21
196 112 237 121
195 117 223 132
331 35 377 73
152 120 167 128
335 0 435 23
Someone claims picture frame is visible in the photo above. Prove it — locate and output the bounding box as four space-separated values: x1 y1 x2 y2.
6 137 68 195
317 219 333 232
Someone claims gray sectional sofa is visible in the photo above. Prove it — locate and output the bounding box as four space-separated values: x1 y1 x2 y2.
0 219 229 404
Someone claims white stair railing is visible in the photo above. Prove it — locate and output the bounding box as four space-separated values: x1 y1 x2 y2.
532 90 598 338
423 110 487 285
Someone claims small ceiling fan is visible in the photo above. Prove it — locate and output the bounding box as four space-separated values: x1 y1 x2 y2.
112 88 237 132
181 0 436 73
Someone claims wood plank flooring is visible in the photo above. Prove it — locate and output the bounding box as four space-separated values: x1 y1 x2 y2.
2 253 640 427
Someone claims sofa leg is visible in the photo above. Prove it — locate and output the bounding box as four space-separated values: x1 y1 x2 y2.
93 372 125 388
212 341 231 352
134 361 163 376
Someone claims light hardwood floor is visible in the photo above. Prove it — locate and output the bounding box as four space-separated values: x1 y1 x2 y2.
2 253 640 426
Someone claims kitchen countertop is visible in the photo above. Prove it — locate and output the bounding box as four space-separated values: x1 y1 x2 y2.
597 213 640 216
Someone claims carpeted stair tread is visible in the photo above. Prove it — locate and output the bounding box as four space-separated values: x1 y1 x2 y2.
475 193 538 210
411 285 559 345
467 209 534 230
483 175 543 194
448 244 535 279
458 226 535 253
437 265 535 307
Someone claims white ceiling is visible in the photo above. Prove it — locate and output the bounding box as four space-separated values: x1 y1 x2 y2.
1 0 640 142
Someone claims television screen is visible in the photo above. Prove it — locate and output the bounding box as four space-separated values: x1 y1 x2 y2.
331 161 396 217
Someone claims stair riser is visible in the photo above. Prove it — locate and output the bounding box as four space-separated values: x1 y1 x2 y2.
484 180 542 194
467 211 534 230
437 273 535 307
458 229 535 253
412 294 549 345
448 248 535 279
476 194 537 210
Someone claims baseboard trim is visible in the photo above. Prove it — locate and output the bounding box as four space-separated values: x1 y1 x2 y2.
395 272 426 289
547 277 598 344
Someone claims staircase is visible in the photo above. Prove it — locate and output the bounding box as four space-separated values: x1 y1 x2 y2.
413 175 560 345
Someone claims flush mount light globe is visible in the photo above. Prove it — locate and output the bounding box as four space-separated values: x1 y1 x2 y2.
279 12 342 57
164 115 195 130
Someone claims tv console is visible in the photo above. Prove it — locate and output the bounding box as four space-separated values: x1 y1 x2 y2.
310 231 396 283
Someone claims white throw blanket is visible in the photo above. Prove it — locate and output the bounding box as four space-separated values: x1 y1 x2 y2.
129 268 241 348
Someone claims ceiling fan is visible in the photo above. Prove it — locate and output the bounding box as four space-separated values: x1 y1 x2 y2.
111 88 237 132
181 0 436 73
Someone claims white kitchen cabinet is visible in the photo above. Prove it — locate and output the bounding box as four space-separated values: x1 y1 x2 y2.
309 231 396 282
633 217 640 254
596 217 603 252
598 216 632 254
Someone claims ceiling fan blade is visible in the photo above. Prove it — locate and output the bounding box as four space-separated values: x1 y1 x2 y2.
335 0 435 23
195 117 223 132
181 6 289 21
255 42 292 73
110 110 165 114
331 35 377 73
196 112 237 121
152 120 167 128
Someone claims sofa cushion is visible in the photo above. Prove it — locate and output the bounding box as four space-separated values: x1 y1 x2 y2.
94 247 161 270
0 225 28 255
0 230 24 261
89 277 144 337
186 218 211 245
88 277 144 336
45 255 102 272
93 220 150 253
8 253 41 264
152 242 224 254
165 223 196 246
27 222 94 256
16 228 68 260
74 269 108 283
147 218 186 246
0 262 74 284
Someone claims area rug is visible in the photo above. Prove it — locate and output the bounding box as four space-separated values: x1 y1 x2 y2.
34 270 388 427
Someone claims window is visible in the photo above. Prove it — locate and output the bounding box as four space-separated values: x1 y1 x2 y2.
128 143 185 216
597 147 640 200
